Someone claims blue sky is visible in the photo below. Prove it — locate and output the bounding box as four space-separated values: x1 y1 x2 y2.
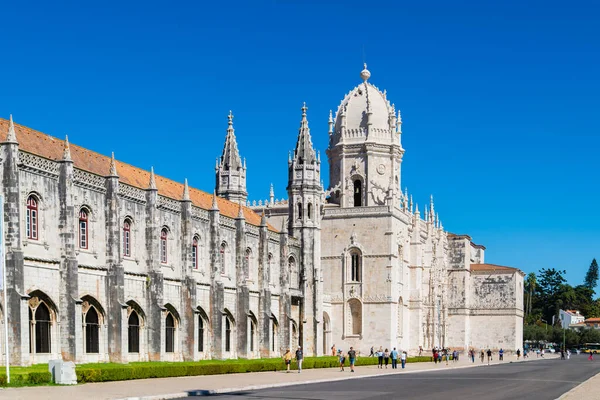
1 0 598 290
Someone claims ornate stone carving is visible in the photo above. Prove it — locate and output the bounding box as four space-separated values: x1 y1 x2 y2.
191 206 209 221
19 151 59 177
119 184 146 203
157 196 181 214
74 169 107 192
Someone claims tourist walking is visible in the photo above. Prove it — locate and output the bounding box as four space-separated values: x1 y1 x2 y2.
516 349 521 360
370 346 374 357
499 348 504 361
588 352 594 361
348 347 357 372
419 346 423 356
470 349 475 363
338 349 345 371
486 349 492 364
401 351 407 369
433 349 439 364
377 347 384 368
452 350 458 363
283 348 293 373
480 350 485 363
384 348 390 368
295 346 303 373
331 344 336 356
391 347 399 369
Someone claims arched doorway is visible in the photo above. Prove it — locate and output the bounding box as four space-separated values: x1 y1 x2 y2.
323 312 332 355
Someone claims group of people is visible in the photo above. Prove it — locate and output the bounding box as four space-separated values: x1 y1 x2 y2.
332 346 357 372
282 346 304 373
431 347 459 365
368 346 408 369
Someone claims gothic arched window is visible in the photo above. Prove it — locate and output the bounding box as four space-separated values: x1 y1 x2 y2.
307 203 313 220
192 236 199 269
79 209 89 249
85 307 100 354
198 315 205 352
128 311 140 353
353 180 362 207
297 203 303 220
31 302 51 354
225 317 232 352
26 195 39 240
123 219 131 257
348 299 362 335
160 228 168 264
350 251 361 282
165 312 175 353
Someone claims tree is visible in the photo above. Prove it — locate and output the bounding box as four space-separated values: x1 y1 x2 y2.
537 268 567 322
525 272 537 317
537 268 567 297
584 259 599 293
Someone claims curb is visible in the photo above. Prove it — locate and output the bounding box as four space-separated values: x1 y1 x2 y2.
119 356 559 400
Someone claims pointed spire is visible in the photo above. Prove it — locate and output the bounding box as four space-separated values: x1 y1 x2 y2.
292 103 317 165
430 195 435 221
415 203 420 219
269 183 274 205
182 178 190 201
109 152 118 176
62 135 72 161
328 110 334 136
211 191 219 211
219 110 243 171
396 110 402 134
5 114 17 143
148 166 157 190
410 195 413 213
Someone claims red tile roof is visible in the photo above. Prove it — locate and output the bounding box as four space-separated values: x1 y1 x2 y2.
585 318 600 323
470 263 518 272
0 118 277 232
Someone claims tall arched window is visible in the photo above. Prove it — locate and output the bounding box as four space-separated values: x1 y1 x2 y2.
123 219 131 257
192 236 199 269
307 203 313 220
268 253 274 284
249 318 256 352
350 251 361 282
297 203 303 220
26 195 39 240
289 256 298 288
160 228 168 264
85 307 100 353
79 209 89 249
225 317 232 352
198 316 204 352
128 311 140 353
353 180 362 207
220 242 227 274
397 297 404 338
245 248 252 281
31 302 51 353
165 313 175 353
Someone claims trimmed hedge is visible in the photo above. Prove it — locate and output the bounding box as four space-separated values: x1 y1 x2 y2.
0 356 434 386
0 371 52 387
76 355 433 383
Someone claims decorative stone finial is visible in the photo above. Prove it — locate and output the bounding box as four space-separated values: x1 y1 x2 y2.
63 135 72 161
237 201 244 219
360 63 371 82
228 110 233 127
148 166 157 190
260 209 267 226
182 178 190 201
6 114 17 143
211 191 219 210
109 152 118 176
302 102 307 117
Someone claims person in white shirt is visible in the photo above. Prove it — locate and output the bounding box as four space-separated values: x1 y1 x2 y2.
401 351 407 369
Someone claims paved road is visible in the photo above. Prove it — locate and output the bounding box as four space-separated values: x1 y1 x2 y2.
177 356 600 400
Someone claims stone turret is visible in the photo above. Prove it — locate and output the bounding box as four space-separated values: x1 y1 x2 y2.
286 103 323 356
216 111 247 203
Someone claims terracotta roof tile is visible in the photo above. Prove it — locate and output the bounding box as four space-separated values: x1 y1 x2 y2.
585 318 600 323
0 118 277 232
470 263 518 272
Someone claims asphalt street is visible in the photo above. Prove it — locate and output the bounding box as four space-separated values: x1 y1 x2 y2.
177 355 600 400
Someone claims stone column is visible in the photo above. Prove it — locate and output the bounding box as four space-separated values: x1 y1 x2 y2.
208 196 224 358
58 143 79 362
1 128 28 365
258 215 271 357
180 186 196 361
235 208 248 358
278 225 291 353
105 163 126 362
144 179 163 361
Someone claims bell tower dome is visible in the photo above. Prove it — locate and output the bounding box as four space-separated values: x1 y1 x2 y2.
326 65 404 208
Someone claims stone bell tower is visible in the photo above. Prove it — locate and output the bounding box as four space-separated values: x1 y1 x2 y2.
287 103 324 355
215 111 247 203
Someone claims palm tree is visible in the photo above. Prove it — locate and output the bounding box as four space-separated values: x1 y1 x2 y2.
525 273 537 317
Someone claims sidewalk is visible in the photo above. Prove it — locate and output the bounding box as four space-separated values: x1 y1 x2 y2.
558 370 600 400
0 354 558 400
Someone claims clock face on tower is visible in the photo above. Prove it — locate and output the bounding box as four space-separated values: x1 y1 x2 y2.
377 164 386 175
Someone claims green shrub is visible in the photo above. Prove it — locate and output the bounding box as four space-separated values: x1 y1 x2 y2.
0 371 52 387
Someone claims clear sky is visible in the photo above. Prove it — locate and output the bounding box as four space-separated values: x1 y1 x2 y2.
2 0 598 290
